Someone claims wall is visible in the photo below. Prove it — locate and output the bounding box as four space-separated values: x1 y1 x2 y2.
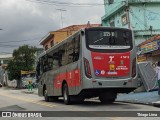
102 0 160 46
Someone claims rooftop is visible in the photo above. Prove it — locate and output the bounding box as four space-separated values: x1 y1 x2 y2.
40 23 101 45
0 54 12 59
138 34 160 46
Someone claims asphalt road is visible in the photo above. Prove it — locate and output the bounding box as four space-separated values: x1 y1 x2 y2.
0 87 160 120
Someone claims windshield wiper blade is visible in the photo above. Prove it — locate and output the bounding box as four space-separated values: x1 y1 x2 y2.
94 38 103 43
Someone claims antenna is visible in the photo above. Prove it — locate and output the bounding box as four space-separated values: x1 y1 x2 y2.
56 9 66 28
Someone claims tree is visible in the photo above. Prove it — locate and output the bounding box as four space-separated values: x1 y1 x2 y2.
7 45 36 88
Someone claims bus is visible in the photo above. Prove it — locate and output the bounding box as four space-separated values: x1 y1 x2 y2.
37 27 138 104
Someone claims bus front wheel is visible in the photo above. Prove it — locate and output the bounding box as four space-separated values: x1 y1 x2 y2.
63 84 70 105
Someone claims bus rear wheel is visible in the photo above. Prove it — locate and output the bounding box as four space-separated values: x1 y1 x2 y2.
63 84 70 105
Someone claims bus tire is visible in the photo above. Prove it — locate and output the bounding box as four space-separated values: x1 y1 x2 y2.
63 84 70 105
44 88 50 102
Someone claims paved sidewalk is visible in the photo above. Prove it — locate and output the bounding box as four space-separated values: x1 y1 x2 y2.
116 91 160 107
21 88 38 95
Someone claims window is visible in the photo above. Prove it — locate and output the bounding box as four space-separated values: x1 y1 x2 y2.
45 45 48 50
39 34 80 73
121 14 128 25
50 40 54 47
66 35 80 64
52 50 60 69
110 20 115 27
108 0 114 4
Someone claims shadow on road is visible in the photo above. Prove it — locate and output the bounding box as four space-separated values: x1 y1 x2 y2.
39 98 141 109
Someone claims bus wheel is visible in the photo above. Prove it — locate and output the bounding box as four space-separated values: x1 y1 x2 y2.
44 88 50 102
63 84 70 105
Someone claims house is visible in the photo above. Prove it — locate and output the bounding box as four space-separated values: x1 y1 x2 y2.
102 0 160 45
40 24 101 50
0 54 13 68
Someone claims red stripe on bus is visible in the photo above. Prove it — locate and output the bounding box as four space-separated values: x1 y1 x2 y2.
54 69 81 89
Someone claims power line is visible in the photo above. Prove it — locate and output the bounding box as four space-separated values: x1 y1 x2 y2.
26 0 104 6
0 52 13 54
26 0 123 7
0 37 41 43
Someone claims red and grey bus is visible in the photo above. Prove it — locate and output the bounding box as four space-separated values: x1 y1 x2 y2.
37 27 138 104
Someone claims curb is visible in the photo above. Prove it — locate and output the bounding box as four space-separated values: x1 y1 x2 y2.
21 89 38 95
152 102 160 107
22 90 34 94
116 100 159 107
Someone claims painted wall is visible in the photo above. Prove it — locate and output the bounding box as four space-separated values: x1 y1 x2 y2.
102 0 160 46
43 31 76 50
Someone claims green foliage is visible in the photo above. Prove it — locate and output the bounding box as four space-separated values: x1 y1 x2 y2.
7 45 36 80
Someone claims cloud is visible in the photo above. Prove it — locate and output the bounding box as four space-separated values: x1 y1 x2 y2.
0 0 104 54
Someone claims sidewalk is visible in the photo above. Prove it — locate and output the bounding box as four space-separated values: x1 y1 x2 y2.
21 88 38 95
116 91 160 107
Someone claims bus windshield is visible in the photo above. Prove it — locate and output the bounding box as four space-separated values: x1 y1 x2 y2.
86 29 132 50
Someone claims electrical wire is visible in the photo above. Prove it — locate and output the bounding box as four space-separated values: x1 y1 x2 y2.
25 0 123 7
0 37 41 43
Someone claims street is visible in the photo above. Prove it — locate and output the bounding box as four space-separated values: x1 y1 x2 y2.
0 88 160 120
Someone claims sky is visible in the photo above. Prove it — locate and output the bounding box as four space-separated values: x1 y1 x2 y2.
0 0 104 55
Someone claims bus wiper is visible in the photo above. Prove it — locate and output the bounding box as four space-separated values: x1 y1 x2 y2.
94 38 103 43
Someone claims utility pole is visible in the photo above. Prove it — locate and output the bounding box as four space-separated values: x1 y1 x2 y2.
149 25 153 36
56 9 66 28
125 0 131 29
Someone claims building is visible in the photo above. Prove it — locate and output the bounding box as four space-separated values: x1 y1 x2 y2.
102 0 160 46
0 54 12 85
0 54 13 68
137 34 160 67
40 24 101 50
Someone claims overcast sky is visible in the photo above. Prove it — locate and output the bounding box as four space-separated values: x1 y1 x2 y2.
0 0 104 54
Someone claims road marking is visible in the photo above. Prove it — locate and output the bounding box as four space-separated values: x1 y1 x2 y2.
0 93 56 108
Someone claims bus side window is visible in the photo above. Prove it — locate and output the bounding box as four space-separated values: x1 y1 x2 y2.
73 35 80 62
43 55 49 72
53 52 59 69
61 44 68 66
67 40 74 64
47 55 53 70
36 61 40 78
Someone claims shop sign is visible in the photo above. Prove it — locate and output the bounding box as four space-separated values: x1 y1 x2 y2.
137 54 146 62
140 40 159 54
158 41 160 50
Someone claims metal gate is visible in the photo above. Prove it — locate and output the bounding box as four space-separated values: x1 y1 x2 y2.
138 62 158 92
